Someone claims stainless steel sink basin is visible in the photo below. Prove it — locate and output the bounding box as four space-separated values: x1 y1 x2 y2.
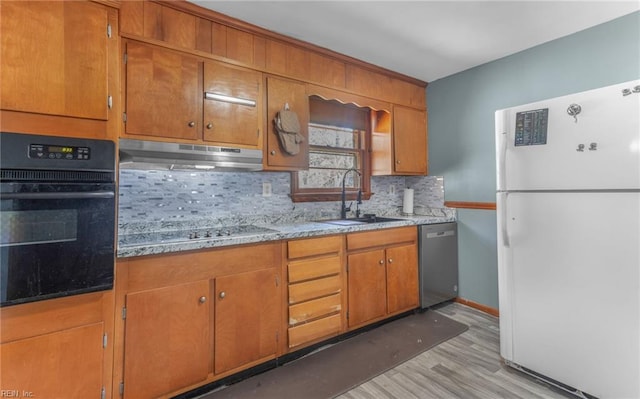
317 215 405 225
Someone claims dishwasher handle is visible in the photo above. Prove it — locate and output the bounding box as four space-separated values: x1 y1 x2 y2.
426 230 456 239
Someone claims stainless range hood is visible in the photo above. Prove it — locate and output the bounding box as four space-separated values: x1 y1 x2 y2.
119 139 263 171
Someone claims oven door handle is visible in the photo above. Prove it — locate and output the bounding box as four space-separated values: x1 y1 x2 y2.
1 191 115 200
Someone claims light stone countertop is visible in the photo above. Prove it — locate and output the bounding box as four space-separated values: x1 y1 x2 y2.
117 214 456 258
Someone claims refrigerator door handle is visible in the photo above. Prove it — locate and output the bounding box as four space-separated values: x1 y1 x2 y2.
499 130 508 190
500 193 510 247
495 110 508 190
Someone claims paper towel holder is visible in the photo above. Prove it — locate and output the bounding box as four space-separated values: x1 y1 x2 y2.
402 187 414 216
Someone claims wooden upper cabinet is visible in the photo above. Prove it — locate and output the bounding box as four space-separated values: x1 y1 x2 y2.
145 3 197 49
346 65 394 105
121 2 201 50
119 1 425 107
121 2 266 69
226 27 256 65
307 52 346 88
392 79 427 109
203 61 262 147
266 39 346 88
346 64 426 109
0 1 109 120
393 105 428 175
124 41 201 140
371 105 427 176
265 76 309 170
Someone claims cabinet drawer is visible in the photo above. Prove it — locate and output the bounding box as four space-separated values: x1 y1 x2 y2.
288 255 341 283
288 275 341 305
288 235 342 259
289 293 341 326
288 313 341 348
347 226 416 251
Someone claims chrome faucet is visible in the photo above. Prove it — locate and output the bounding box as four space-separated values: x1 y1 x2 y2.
340 168 362 219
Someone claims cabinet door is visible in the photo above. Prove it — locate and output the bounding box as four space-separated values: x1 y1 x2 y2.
203 61 262 147
215 268 279 374
347 250 387 328
393 106 427 175
123 280 210 399
124 41 201 140
1 1 109 120
265 76 309 170
386 244 419 314
1 323 104 398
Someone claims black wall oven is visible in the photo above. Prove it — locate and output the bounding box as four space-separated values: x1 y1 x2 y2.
1 132 116 307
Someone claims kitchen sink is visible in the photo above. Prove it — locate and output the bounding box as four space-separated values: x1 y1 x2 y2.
317 215 405 225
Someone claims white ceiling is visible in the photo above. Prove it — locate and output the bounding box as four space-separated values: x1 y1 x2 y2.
192 1 639 83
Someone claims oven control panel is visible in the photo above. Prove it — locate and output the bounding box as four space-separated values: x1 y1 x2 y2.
29 143 91 160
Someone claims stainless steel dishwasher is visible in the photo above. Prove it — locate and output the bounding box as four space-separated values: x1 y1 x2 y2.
418 222 458 308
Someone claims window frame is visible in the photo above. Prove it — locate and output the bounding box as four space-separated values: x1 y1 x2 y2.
290 97 372 203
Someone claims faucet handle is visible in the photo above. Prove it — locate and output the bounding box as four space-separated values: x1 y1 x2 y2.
345 201 352 212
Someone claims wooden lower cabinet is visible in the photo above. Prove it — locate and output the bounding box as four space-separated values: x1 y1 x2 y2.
113 230 419 396
386 244 419 314
1 323 104 399
347 227 419 329
0 292 113 399
347 249 387 327
123 280 210 399
286 235 345 349
115 242 282 399
215 268 280 374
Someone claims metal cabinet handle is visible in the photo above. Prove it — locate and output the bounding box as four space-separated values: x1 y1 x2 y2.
270 150 276 156
205 92 256 107
199 296 207 304
219 291 226 299
188 121 195 127
379 259 384 265
388 258 393 264
206 123 213 129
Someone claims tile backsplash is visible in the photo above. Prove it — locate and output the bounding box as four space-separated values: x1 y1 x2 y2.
118 169 452 233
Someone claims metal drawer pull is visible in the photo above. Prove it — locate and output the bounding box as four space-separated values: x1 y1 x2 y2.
188 121 195 127
205 92 256 107
199 296 207 303
379 260 384 265
219 291 226 299
388 258 393 264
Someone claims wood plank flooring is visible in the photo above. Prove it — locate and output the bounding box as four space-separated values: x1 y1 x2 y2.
337 302 574 399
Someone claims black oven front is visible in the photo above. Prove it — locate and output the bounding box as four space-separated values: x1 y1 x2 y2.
1 132 116 307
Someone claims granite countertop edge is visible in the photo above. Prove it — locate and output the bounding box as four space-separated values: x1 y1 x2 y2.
117 215 456 259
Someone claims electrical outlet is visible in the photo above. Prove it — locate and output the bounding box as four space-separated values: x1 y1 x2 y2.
262 182 272 197
389 185 396 195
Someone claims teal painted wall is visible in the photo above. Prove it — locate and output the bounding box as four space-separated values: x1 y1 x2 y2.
427 12 640 309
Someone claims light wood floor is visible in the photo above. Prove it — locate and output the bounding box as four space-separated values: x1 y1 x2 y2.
337 302 574 399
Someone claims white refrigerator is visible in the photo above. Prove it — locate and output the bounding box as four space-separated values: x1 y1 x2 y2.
495 80 640 399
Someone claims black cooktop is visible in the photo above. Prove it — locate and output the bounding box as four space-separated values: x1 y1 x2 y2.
119 225 278 247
